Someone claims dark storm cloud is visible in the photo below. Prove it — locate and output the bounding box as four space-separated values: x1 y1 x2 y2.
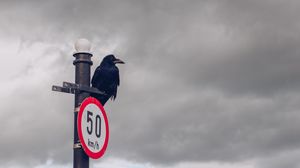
1 0 300 167
109 84 300 163
153 0 300 96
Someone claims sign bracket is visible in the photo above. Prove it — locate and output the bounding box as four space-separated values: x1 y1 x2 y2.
52 81 106 95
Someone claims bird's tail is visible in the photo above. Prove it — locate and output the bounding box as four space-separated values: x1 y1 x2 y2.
91 93 109 106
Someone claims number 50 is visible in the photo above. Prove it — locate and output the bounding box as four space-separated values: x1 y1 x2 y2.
86 111 101 138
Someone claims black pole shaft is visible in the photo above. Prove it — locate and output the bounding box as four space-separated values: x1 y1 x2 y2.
73 52 93 168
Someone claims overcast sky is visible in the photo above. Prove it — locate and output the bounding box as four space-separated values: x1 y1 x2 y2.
1 0 300 168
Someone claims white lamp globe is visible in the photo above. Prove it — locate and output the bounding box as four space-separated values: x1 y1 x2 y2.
74 38 91 52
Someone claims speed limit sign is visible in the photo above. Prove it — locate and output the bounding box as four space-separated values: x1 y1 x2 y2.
77 97 109 159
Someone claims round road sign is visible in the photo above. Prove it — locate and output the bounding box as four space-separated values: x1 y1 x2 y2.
77 97 109 159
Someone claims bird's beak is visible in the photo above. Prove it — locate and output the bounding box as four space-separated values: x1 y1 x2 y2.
114 58 125 64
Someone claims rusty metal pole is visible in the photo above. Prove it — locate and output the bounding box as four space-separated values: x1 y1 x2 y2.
73 39 92 168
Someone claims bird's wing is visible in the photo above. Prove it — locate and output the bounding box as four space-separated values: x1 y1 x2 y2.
91 66 103 87
110 67 120 100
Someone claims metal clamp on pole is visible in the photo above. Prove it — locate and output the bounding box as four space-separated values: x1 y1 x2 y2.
74 107 80 113
73 142 82 149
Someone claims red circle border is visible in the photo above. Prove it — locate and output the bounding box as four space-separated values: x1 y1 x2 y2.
77 97 109 159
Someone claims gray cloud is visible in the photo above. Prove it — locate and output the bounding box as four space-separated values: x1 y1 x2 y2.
0 0 300 167
257 149 300 168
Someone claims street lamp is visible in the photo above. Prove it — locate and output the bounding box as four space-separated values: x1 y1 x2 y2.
52 39 106 168
73 38 93 168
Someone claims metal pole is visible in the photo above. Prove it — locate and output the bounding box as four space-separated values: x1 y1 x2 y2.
73 52 93 168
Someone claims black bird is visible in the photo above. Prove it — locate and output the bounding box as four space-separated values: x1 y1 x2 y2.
91 54 125 105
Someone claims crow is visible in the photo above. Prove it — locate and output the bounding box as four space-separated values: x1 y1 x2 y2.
91 54 125 105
